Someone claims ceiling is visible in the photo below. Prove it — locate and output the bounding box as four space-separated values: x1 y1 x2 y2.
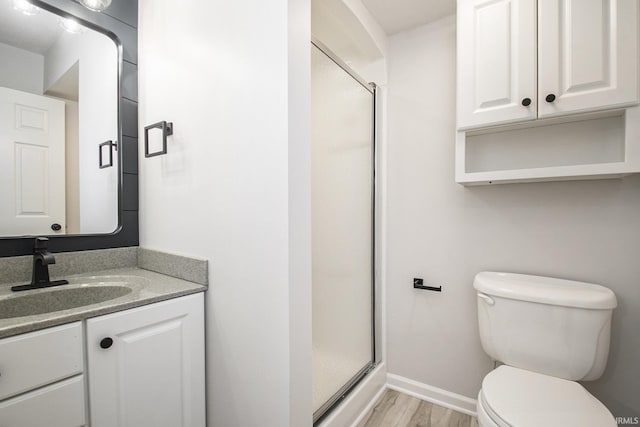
361 0 456 35
0 1 64 54
312 0 385 68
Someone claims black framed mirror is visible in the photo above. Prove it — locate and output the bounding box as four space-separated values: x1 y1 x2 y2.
0 0 138 256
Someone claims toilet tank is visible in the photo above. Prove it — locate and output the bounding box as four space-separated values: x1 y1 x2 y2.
474 272 617 381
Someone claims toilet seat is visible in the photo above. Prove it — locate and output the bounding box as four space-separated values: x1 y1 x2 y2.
478 365 616 427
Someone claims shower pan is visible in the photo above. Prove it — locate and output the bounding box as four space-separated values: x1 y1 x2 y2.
311 39 377 424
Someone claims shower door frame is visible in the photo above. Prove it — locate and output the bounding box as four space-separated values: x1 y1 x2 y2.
311 38 378 425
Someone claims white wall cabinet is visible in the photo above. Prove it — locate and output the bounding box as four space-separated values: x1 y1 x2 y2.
86 293 205 427
456 0 640 184
458 0 639 130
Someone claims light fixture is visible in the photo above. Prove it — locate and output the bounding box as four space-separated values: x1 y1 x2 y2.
59 17 86 34
13 0 39 15
78 0 112 12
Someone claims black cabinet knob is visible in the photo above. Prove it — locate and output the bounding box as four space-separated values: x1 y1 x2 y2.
51 223 62 231
545 94 556 103
100 337 113 349
521 97 532 106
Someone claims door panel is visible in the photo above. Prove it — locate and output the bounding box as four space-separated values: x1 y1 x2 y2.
0 87 66 235
311 43 375 420
86 294 205 427
538 0 639 117
16 143 48 215
457 0 537 129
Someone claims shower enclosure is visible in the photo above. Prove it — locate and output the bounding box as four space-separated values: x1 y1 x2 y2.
311 40 376 423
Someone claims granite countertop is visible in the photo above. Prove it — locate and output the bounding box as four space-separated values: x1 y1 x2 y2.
0 267 206 339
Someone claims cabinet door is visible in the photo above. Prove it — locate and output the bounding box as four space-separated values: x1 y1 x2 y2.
86 293 205 427
538 0 639 118
457 0 537 129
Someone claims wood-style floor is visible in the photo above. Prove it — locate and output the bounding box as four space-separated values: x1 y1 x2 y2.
357 390 479 427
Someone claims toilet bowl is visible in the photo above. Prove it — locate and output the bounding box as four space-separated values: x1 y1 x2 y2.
476 366 616 427
474 272 618 427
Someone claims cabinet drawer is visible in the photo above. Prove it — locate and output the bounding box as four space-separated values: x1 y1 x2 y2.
0 375 86 427
0 322 83 400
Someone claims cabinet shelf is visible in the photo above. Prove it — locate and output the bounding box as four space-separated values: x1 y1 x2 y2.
455 107 640 185
456 162 635 186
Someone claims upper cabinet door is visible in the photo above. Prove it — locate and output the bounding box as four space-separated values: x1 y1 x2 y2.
538 0 639 118
457 0 538 130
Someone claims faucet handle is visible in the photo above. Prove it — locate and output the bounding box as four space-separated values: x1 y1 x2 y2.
34 237 49 251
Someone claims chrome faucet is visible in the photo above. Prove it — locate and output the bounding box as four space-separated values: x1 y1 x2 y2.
11 237 69 292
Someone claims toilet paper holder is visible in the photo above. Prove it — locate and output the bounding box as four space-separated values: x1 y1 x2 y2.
413 278 442 292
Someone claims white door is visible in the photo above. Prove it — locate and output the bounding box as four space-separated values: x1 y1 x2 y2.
457 0 537 129
538 0 639 118
86 294 205 427
0 87 66 236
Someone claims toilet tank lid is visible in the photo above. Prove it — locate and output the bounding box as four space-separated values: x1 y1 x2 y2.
474 272 617 309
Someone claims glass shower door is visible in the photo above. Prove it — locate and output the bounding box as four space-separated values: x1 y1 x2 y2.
311 41 375 422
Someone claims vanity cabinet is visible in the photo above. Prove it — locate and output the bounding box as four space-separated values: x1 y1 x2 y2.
457 0 639 130
0 293 205 427
0 322 86 427
86 293 205 427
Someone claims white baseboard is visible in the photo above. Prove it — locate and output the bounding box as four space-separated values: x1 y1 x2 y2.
318 363 387 427
349 380 386 427
386 373 478 416
319 368 478 426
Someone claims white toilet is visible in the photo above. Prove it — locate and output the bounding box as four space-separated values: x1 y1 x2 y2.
474 272 618 427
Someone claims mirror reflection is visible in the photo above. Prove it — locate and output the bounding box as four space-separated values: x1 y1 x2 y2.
0 0 119 237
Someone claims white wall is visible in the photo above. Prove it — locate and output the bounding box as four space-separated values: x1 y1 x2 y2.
385 14 640 418
138 0 311 426
0 42 43 95
44 30 118 234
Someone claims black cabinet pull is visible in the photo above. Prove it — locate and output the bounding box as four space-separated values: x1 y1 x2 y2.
521 97 531 106
100 337 114 349
545 94 556 103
